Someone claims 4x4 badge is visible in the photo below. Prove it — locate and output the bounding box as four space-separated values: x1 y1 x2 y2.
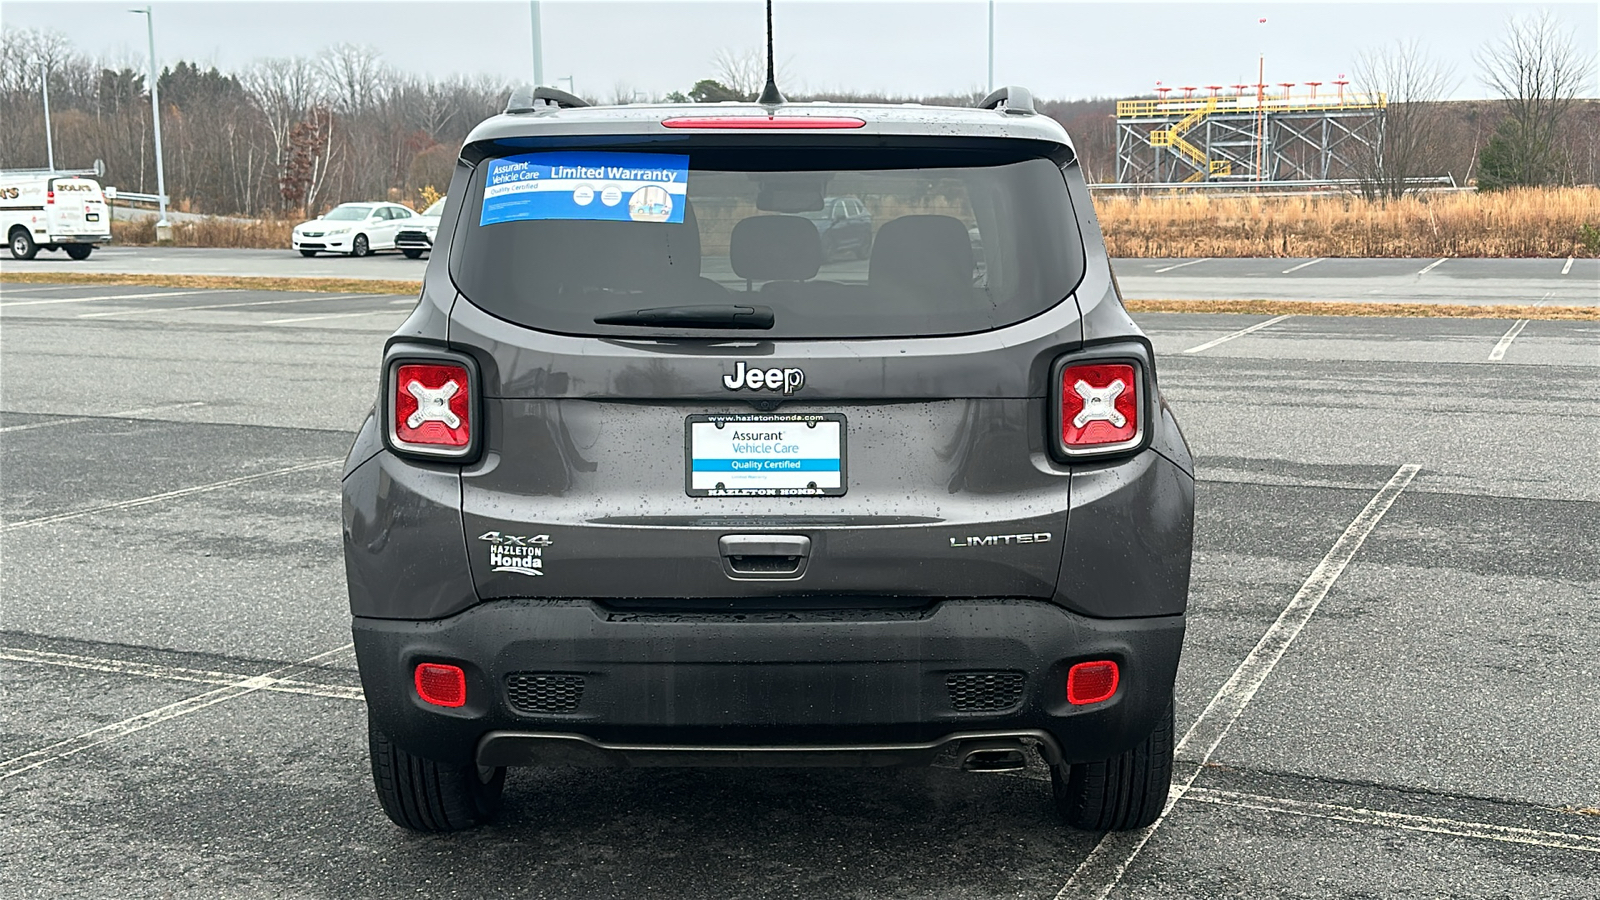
722 361 804 394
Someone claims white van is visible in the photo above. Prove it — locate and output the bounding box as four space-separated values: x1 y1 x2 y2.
2 174 113 260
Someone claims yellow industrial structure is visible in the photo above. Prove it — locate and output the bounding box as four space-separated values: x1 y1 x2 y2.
1114 87 1387 187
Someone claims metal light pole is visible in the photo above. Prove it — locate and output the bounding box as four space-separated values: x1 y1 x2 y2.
530 1 545 86
987 0 995 92
130 6 170 238
41 63 56 172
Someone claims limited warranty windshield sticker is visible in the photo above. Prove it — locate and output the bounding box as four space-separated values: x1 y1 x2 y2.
480 151 689 226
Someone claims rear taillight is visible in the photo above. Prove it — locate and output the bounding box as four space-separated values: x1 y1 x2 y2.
387 360 474 458
414 663 467 708
1054 360 1143 457
46 190 54 204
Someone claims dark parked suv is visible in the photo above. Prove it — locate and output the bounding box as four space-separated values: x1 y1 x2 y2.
342 85 1194 834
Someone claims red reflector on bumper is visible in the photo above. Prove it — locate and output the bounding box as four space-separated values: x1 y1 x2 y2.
414 663 467 708
1066 660 1120 705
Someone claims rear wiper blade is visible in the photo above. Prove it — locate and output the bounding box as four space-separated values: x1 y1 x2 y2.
594 305 775 329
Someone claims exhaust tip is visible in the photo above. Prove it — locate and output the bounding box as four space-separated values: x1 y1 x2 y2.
960 746 1028 773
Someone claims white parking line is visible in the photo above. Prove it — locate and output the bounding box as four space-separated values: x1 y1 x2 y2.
0 289 221 309
0 283 92 294
1187 788 1600 855
987 770 1600 856
77 293 364 318
0 647 363 701
1282 258 1324 274
1 458 340 532
0 644 355 782
1056 464 1420 900
1182 314 1293 354
0 401 205 434
266 309 396 325
1153 258 1209 274
1417 258 1448 275
1488 320 1529 361
1562 257 1574 275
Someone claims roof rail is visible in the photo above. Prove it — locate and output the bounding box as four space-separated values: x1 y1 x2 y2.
505 85 590 115
0 166 103 178
977 86 1036 116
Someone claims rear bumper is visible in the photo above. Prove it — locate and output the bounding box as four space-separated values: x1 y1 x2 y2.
477 728 1065 769
353 598 1184 768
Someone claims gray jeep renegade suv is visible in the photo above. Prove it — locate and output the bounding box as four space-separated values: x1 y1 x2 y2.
342 85 1194 834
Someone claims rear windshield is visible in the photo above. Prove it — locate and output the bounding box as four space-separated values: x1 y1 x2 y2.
451 145 1085 339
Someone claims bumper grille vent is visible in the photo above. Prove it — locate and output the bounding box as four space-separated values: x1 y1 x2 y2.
505 673 585 714
946 671 1026 712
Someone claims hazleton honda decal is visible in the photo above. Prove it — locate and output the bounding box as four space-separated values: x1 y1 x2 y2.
722 361 804 394
950 532 1052 548
477 531 551 576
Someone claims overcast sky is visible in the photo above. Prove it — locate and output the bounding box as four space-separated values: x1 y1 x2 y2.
6 1 1597 101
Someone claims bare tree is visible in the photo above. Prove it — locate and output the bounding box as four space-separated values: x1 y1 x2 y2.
711 47 791 100
1351 40 1458 198
318 43 384 115
1474 10 1596 188
243 58 322 170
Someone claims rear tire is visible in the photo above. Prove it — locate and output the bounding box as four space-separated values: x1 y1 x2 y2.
9 228 38 260
401 248 424 259
64 244 93 260
1051 701 1174 831
299 249 318 257
369 725 504 832
351 234 371 257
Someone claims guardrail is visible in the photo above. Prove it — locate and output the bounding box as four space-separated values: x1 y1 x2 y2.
107 190 169 206
1116 92 1387 118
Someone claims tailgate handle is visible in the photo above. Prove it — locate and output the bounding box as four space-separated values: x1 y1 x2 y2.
718 534 811 577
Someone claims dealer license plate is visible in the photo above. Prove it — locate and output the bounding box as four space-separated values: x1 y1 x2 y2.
686 413 846 497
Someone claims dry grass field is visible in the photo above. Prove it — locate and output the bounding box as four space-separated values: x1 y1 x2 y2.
1094 186 1600 258
113 216 295 248
108 186 1598 259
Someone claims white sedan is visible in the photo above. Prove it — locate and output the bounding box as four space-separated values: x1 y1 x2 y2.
293 202 418 257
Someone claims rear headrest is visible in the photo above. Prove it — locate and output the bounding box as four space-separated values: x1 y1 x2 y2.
666 198 702 276
529 200 702 290
730 215 822 282
868 215 974 297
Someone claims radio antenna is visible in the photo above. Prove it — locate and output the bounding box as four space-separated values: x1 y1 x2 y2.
756 0 785 106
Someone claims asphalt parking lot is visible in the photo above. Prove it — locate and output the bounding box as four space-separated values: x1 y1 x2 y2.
7 246 1596 306
2 281 1598 899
